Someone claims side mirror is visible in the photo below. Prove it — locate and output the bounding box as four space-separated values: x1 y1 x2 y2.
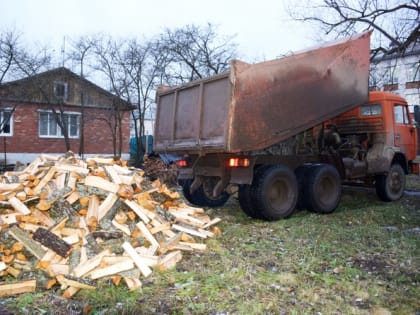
415 105 420 124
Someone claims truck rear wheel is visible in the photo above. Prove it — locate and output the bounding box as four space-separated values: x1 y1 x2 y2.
238 185 261 219
238 166 270 219
252 165 298 221
179 179 230 207
304 164 341 214
375 163 405 201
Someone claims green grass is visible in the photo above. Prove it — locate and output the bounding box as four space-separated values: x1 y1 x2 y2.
4 186 420 315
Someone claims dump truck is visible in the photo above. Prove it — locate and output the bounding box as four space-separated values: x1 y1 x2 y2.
153 32 419 221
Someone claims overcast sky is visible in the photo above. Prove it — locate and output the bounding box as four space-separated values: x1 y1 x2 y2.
1 0 318 62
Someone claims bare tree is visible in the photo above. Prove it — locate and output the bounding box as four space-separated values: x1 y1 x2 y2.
287 0 419 58
90 36 129 157
68 35 100 157
0 31 19 84
157 23 238 83
0 30 20 141
0 29 52 164
121 38 171 165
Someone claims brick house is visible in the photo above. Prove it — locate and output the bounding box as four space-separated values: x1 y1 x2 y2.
0 67 133 165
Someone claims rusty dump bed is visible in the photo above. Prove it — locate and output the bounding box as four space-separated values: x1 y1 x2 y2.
154 32 371 154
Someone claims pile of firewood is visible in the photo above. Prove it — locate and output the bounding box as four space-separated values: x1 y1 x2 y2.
0 153 221 298
142 155 178 187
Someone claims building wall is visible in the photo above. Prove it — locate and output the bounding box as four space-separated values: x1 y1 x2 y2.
1 102 131 164
370 52 420 111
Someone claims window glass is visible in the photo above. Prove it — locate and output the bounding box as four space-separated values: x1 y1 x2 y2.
361 103 382 116
39 112 48 135
0 110 13 136
69 115 79 137
408 63 420 82
394 104 409 124
53 82 68 100
39 111 80 138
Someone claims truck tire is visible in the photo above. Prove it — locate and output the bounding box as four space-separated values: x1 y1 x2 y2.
238 165 271 219
252 165 298 221
238 185 261 219
304 164 341 214
179 179 202 205
179 179 229 207
375 163 405 202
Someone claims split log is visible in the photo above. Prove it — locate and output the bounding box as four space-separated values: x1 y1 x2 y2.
61 286 80 299
0 279 36 297
136 221 160 249
179 241 207 251
90 259 134 280
122 242 152 278
124 199 151 223
9 226 46 259
84 176 119 194
86 157 115 165
31 209 55 227
111 219 131 236
33 166 56 194
66 175 77 190
8 197 31 215
149 222 171 234
0 213 19 225
55 172 66 190
169 210 206 228
97 193 118 221
105 165 122 184
158 250 182 271
86 195 100 221
159 232 183 254
124 277 142 291
72 249 111 278
56 274 96 290
66 191 79 205
0 183 22 192
91 230 123 240
32 227 72 258
55 163 89 176
172 224 208 239
49 263 69 275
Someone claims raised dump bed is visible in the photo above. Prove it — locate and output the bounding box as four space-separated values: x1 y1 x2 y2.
154 32 371 154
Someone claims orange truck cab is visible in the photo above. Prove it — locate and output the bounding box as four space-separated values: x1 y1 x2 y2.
329 91 419 200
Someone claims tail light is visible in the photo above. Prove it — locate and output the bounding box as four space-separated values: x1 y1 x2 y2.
175 160 188 167
227 157 250 168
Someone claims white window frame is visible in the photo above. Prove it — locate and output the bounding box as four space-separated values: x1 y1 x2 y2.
0 108 13 136
53 81 68 101
407 62 420 82
361 103 382 116
384 66 398 85
393 104 410 125
38 110 80 139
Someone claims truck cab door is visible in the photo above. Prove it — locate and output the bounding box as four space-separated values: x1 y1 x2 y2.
393 103 417 160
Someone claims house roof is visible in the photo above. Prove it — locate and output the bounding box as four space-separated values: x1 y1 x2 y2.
0 67 134 110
